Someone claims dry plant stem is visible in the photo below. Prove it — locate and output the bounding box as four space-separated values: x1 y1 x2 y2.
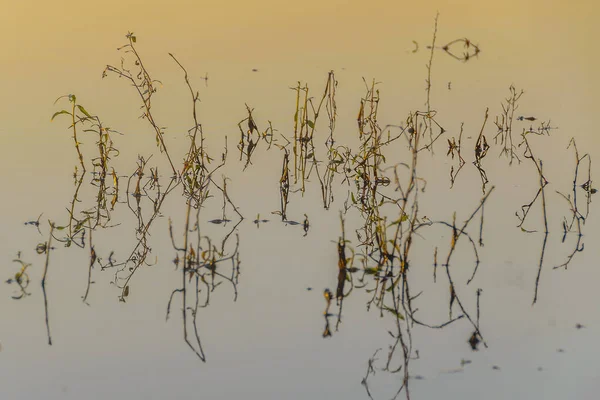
390 278 412 400
182 201 206 361
352 79 387 247
237 105 260 170
89 116 119 227
279 150 290 220
299 85 310 191
532 161 549 305
425 13 439 150
214 176 243 221
104 35 176 176
553 191 583 270
494 85 523 164
389 115 421 264
291 82 304 184
476 288 482 327
110 168 119 210
41 223 55 345
67 173 85 243
52 95 94 172
70 100 85 171
309 72 337 209
568 139 592 220
165 202 240 361
473 108 490 193
361 112 421 400
413 219 482 285
552 139 590 269
584 154 593 217
82 219 96 304
334 212 351 330
416 112 446 153
433 247 438 282
361 349 380 400
118 177 179 300
168 53 206 170
516 130 550 303
178 67 221 208
449 122 466 187
442 187 495 346
514 129 550 230
479 202 485 246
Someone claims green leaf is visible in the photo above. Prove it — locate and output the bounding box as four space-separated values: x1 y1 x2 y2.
307 120 314 129
53 94 71 105
390 212 409 225
51 110 71 121
77 105 93 119
383 306 405 320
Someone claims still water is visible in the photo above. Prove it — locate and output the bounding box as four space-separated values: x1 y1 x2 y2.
1 1 599 399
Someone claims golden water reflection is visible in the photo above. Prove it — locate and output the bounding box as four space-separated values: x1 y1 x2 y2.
1 2 599 400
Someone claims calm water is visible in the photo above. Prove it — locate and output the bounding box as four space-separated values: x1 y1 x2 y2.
1 1 599 399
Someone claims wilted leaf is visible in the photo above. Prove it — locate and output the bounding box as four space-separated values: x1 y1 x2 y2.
112 168 118 188
77 105 93 119
383 306 405 320
51 110 71 121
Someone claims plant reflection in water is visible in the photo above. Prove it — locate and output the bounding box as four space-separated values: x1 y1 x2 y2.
6 17 596 400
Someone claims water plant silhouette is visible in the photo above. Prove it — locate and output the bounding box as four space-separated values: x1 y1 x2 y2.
103 32 177 176
5 18 596 400
40 223 55 345
166 202 241 361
